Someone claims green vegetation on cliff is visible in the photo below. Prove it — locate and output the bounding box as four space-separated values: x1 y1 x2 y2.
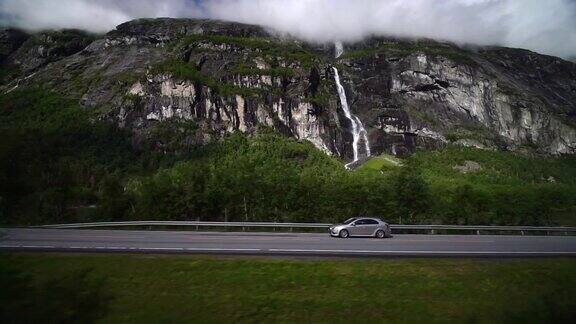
151 59 212 84
1 89 575 226
341 42 476 65
151 59 262 97
180 34 321 68
0 66 19 85
234 63 295 78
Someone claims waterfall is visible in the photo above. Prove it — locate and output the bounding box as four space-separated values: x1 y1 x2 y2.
333 67 360 163
335 41 344 58
333 43 371 168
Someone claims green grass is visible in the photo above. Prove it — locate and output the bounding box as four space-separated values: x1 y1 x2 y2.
1 253 575 323
358 155 402 172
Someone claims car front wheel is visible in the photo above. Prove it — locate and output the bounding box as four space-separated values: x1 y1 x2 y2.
339 229 349 238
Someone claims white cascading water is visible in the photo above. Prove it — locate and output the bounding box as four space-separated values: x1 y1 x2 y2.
335 41 345 59
333 42 371 168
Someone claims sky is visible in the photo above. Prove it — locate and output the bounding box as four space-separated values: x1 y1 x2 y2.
1 0 575 58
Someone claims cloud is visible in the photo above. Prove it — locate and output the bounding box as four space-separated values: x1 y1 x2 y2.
1 0 575 58
0 0 130 32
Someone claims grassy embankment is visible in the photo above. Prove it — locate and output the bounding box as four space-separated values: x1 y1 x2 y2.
1 253 575 323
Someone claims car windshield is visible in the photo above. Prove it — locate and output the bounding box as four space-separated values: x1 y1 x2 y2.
343 218 357 224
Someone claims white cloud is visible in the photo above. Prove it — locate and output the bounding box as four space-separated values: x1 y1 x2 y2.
1 0 575 58
0 0 130 32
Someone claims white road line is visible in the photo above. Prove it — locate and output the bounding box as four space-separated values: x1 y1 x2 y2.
0 245 261 252
1 245 575 255
267 249 576 255
394 240 496 243
182 248 261 252
144 247 185 251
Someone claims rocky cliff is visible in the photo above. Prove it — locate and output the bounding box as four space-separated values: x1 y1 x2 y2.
1 18 575 162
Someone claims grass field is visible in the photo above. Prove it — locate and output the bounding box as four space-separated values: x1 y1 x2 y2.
1 253 575 323
357 155 402 172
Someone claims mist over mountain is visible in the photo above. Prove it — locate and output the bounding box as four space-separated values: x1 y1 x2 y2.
1 0 576 58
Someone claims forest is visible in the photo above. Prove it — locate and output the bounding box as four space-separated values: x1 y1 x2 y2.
1 89 575 226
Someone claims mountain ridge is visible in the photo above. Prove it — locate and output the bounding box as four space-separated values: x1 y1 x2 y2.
1 18 576 159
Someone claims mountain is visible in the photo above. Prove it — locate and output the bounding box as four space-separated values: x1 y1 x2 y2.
1 18 576 227
1 18 575 161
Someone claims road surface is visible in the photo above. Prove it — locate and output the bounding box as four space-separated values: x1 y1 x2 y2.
1 228 576 257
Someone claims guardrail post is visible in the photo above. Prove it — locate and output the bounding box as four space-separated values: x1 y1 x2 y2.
476 230 481 235
521 230 525 236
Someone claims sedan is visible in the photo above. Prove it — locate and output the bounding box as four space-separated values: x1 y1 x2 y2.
329 217 392 239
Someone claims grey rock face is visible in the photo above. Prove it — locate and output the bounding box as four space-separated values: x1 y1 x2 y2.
3 29 96 74
122 74 335 155
2 19 575 160
340 40 576 155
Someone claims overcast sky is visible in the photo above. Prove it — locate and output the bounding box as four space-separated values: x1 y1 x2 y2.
1 0 575 58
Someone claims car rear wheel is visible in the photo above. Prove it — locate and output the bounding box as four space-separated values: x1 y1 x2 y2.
375 230 385 239
339 229 349 238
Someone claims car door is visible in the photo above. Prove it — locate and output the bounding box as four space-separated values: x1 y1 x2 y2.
363 219 379 236
349 219 365 236
352 219 373 236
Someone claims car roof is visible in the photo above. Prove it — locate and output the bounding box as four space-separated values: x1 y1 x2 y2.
342 217 385 223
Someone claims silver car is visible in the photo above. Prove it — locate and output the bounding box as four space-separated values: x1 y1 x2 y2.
329 217 392 239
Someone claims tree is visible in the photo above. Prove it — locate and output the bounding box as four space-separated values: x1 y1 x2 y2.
393 165 430 224
97 174 130 221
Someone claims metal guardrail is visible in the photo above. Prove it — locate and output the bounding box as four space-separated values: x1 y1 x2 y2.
41 221 330 229
39 221 576 235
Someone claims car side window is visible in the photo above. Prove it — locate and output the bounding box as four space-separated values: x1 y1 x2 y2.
354 219 366 225
365 219 379 225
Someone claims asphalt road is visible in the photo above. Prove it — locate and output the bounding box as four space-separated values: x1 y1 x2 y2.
1 228 576 257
